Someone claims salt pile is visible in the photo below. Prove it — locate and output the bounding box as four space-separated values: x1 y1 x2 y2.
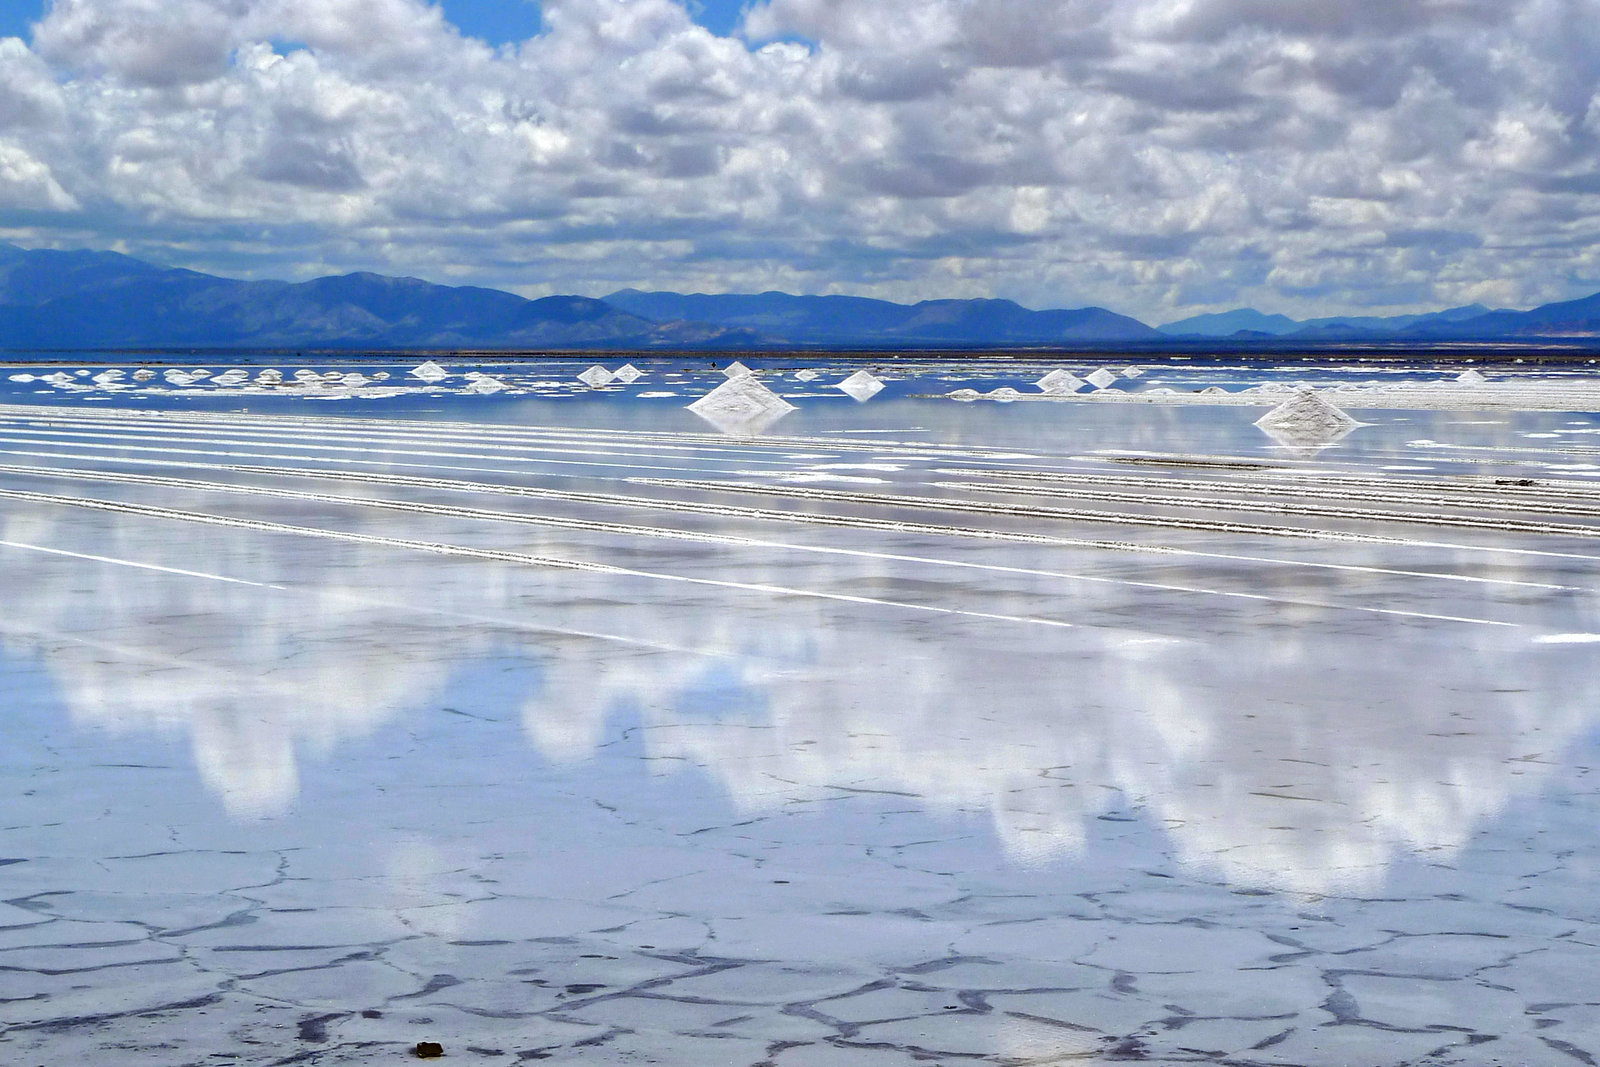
1254 388 1359 451
1458 369 1488 385
687 375 796 435
795 369 821 382
1036 369 1084 395
467 375 508 395
722 360 754 379
92 369 126 386
613 364 644 384
8 373 34 382
411 360 448 383
213 369 250 387
837 369 885 402
1085 367 1118 390
131 369 156 381
164 369 196 386
988 387 1021 402
1121 366 1145 379
294 369 321 383
578 365 615 388
256 369 284 385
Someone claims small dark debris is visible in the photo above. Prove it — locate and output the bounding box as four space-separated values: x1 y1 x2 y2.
772 880 790 884
1497 478 1538 487
414 1041 445 1058
564 984 606 995
362 1010 383 1019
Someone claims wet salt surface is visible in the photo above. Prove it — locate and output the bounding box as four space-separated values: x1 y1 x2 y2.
1 358 1599 1065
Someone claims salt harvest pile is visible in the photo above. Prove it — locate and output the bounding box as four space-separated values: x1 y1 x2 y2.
1 354 1599 1066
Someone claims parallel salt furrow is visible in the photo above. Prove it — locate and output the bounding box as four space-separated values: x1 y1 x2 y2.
0 464 1560 619
938 479 1600 536
630 477 1600 546
0 412 826 464
936 466 1600 511
0 427 883 483
0 486 1082 630
0 403 1030 461
1 447 1573 591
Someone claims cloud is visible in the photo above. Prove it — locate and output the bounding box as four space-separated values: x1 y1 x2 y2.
3 0 1600 318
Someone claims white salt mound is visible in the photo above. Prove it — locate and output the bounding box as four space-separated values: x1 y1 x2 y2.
722 360 754 379
131 369 156 381
411 360 448 383
468 375 508 395
837 369 886 402
687 375 796 435
1255 388 1359 450
612 364 644 384
1457 369 1488 385
795 369 821 382
1036 369 1084 395
1085 368 1118 390
1121 366 1145 379
578 365 615 388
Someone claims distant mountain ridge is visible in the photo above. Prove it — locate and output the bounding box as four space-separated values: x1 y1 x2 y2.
0 245 753 350
5 242 1600 349
1159 304 1499 339
603 289 1160 344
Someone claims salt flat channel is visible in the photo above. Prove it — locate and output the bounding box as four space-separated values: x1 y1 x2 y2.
1 356 1598 1066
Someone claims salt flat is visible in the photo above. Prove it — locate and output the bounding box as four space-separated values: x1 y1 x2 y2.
0 356 1597 1065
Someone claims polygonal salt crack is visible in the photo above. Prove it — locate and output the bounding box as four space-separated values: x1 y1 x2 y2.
410 360 448 383
837 370 886 402
1254 388 1360 451
578 365 616 388
688 376 797 435
1085 367 1118 390
1036 369 1083 395
613 364 644 384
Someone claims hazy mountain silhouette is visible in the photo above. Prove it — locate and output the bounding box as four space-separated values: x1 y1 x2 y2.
603 289 1161 344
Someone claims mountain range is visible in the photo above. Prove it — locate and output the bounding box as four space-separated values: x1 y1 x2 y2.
3 242 1600 350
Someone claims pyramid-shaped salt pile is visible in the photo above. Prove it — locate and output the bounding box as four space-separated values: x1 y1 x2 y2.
795 369 821 382
1254 388 1359 451
578 365 615 388
411 360 448 383
467 375 508 395
837 370 885 402
688 376 796 435
1036 369 1083 395
1457 368 1488 385
1121 366 1145 379
613 364 643 384
1085 367 1118 390
722 360 754 379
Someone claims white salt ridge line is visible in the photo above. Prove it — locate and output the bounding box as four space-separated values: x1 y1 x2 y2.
0 539 282 589
0 403 1036 461
938 479 1600 537
3 446 1591 586
628 476 1600 546
0 463 1534 623
0 540 725 659
0 487 1079 631
936 466 1600 509
1535 633 1600 644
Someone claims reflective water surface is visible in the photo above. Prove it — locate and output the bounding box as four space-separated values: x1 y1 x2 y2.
2 359 1598 1065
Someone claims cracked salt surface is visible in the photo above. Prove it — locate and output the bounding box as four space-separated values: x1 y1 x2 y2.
1 359 1599 1065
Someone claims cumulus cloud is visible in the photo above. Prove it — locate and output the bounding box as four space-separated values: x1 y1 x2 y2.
2 0 1599 318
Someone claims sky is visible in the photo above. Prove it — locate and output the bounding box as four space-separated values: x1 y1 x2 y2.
2 0 1600 323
